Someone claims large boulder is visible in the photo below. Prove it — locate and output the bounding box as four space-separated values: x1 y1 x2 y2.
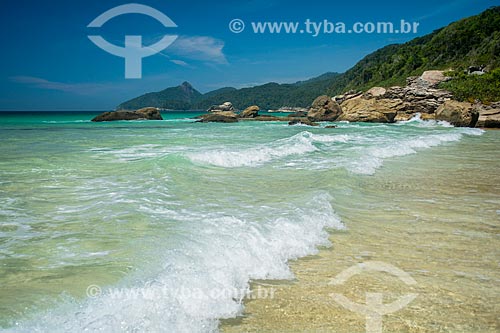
92 107 162 122
307 95 343 121
288 110 308 117
435 100 479 127
364 87 386 98
333 91 362 104
338 96 401 123
288 118 319 126
212 111 238 118
406 70 451 89
383 85 452 114
196 113 238 123
475 102 500 128
239 105 259 118
207 102 235 112
249 115 283 121
395 112 436 122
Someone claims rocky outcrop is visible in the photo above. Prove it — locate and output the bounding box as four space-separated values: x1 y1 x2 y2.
435 100 479 127
268 107 308 113
249 116 284 121
307 73 453 124
364 87 386 98
91 107 163 122
207 102 235 112
339 96 400 123
196 113 238 123
288 111 308 117
307 95 343 121
406 70 451 89
345 71 451 122
333 91 362 104
288 118 319 126
239 105 260 118
212 111 238 118
475 102 500 128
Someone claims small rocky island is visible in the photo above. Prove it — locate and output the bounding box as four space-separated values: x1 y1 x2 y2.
91 107 163 122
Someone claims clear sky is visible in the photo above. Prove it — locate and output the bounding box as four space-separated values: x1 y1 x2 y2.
0 0 497 110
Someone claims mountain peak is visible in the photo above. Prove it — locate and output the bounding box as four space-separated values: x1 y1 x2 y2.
117 81 202 110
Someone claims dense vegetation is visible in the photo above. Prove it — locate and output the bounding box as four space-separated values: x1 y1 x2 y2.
118 7 500 110
327 6 500 95
119 73 340 110
192 73 340 110
440 68 500 103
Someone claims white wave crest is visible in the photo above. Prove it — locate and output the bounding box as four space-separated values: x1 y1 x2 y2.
187 131 320 167
10 193 344 333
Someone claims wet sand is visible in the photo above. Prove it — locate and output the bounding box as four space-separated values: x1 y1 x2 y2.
221 133 500 332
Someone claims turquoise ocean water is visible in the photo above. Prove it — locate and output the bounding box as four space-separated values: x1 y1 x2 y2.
0 111 495 331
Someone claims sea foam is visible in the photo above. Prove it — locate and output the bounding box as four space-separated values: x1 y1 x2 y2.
10 193 343 332
187 131 319 167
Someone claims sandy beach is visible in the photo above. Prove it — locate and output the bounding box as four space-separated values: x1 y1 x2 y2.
222 131 500 332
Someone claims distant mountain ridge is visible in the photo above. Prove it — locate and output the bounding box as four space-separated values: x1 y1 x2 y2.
118 82 202 110
117 73 340 110
117 6 500 111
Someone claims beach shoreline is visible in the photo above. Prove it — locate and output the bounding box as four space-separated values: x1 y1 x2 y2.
221 131 500 332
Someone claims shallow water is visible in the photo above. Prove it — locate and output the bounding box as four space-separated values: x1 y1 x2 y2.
0 112 497 332
221 128 500 332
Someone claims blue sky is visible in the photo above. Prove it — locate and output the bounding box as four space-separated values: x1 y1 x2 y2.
0 0 497 110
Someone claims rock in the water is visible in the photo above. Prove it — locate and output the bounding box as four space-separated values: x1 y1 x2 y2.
268 107 308 113
288 111 308 117
196 113 238 123
339 96 400 123
212 111 238 118
395 112 437 122
307 95 343 121
394 112 413 122
475 102 500 128
239 105 260 118
435 100 479 127
325 125 337 128
288 118 319 126
91 107 162 122
207 102 235 112
250 116 283 121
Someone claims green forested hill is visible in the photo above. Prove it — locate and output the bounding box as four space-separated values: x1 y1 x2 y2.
118 82 202 110
117 7 500 110
191 72 340 110
327 6 500 95
118 73 340 110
